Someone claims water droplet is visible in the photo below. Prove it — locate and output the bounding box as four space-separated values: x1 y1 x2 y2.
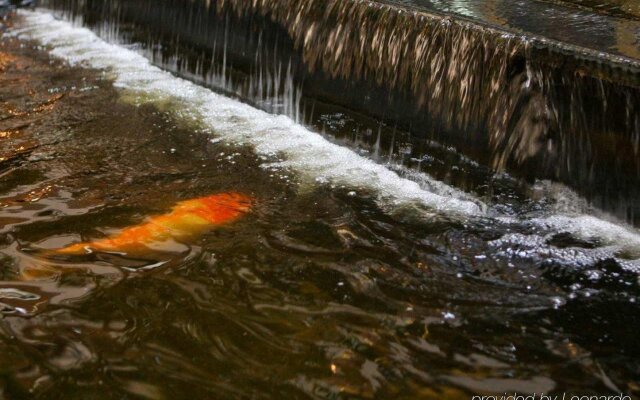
442 312 455 320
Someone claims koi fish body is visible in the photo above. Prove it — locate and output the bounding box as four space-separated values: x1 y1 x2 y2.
55 192 252 255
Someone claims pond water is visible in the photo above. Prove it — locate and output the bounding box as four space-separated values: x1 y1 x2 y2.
0 9 639 399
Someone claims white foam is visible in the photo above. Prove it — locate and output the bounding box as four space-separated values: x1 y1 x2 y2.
11 10 481 217
489 233 640 273
9 10 640 266
531 215 640 257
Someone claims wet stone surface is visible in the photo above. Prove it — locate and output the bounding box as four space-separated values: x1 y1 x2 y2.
0 17 639 400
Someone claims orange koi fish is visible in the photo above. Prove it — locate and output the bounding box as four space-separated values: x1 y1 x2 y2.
55 192 252 255
18 193 251 281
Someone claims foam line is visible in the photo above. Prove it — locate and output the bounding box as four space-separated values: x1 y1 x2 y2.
10 10 483 217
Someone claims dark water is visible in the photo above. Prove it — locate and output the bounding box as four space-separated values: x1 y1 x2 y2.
1 14 640 399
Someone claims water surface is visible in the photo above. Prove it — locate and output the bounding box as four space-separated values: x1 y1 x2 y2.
392 0 640 60
0 9 639 399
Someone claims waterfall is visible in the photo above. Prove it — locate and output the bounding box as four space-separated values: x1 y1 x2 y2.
40 0 640 225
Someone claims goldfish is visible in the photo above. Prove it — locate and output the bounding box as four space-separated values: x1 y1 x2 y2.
13 193 251 290
15 192 252 281
54 192 252 255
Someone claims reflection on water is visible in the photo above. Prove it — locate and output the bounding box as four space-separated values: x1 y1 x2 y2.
550 0 640 19
1 12 640 398
396 0 640 59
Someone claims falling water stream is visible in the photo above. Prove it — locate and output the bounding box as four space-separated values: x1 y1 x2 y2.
37 0 640 226
0 1 640 398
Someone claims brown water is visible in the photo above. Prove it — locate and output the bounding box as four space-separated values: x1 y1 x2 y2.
395 0 640 58
552 0 640 18
1 10 640 400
